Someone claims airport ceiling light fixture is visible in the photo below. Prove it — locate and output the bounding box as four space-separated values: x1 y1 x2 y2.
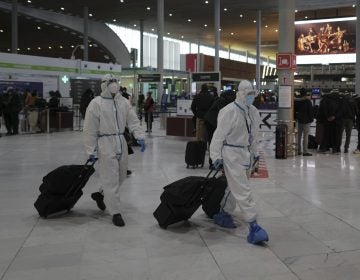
60 7 65 11
37 26 41 30
240 14 243 18
0 29 3 33
169 13 173 16
205 0 209 4
146 7 151 11
187 19 191 22
204 24 208 27
89 13 93 17
224 8 228 11
27 0 31 3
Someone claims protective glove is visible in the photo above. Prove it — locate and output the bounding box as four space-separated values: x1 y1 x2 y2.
251 155 260 174
213 159 223 170
88 154 97 163
137 139 146 152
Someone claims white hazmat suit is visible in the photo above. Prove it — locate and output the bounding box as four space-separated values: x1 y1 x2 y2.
83 74 145 216
210 80 260 222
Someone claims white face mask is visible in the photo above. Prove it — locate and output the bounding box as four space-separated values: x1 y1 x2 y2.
108 82 119 94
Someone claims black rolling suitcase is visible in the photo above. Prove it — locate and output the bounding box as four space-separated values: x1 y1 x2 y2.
275 124 287 159
185 141 207 168
201 175 227 218
308 134 318 149
34 159 96 218
153 170 218 229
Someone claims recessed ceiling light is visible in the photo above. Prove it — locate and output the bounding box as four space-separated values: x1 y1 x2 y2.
146 7 151 10
37 47 41 50
167 32 170 35
89 44 93 47
60 45 63 48
187 19 191 22
253 20 256 23
230 32 234 35
265 25 268 28
71 45 74 48
120 0 124 2
205 0 209 4
352 4 356 7
7 49 10 52
89 13 93 17
27 47 30 50
295 9 298 13
219 28 222 31
113 19 117 22
223 8 227 11
204 24 208 27
0 29 3 33
181 35 184 38
133 24 137 27
27 0 31 3
169 13 173 16
60 7 64 11
240 14 243 18
37 26 41 30
151 28 155 31
48 46 52 49
17 48 20 51
275 29 278 32
305 16 308 19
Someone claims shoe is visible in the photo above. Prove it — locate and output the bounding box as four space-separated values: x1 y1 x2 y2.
298 152 302 155
214 211 237 228
145 130 148 133
91 192 106 211
112 214 125 227
344 148 348 153
247 221 269 244
5 132 12 136
302 152 312 156
318 149 329 153
353 149 360 154
127 170 132 176
332 150 340 155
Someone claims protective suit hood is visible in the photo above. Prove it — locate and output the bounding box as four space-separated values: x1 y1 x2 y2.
101 74 120 98
236 80 258 104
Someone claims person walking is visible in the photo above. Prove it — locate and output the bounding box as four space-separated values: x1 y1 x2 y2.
144 92 154 133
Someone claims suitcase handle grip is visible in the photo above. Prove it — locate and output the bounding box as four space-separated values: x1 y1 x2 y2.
85 158 98 166
205 169 220 179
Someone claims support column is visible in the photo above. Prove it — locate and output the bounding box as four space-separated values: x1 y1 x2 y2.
256 10 261 91
197 39 201 72
11 0 18 54
140 19 144 67
228 45 231 59
245 50 248 63
214 0 221 92
157 0 164 105
278 0 296 155
356 0 360 96
83 6 89 61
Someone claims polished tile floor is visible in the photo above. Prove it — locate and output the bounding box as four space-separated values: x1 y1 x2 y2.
1 122 360 280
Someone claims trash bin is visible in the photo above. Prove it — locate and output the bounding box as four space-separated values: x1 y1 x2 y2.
275 124 287 159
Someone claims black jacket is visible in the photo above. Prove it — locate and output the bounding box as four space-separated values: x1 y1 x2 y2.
191 91 215 119
294 97 314 124
204 92 236 129
341 95 356 120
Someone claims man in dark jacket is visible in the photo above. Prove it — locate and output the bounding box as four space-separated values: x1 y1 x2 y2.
2 87 22 135
80 89 94 119
340 93 356 153
191 84 215 141
295 88 314 156
353 95 360 154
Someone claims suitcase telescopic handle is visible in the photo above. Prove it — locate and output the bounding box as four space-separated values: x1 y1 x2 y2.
85 158 98 166
205 169 220 179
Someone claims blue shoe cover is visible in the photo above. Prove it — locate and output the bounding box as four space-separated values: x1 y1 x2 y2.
247 221 269 244
213 211 237 228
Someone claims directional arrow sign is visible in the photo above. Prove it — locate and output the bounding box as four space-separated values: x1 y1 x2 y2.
261 113 271 129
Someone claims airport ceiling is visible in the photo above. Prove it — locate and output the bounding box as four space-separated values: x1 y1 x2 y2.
0 0 357 63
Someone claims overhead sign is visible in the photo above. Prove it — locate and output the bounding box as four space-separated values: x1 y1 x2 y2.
138 74 161 83
276 53 296 69
192 72 220 82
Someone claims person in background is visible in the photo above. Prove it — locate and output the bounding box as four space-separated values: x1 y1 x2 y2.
80 89 95 120
144 91 154 133
340 92 356 153
83 74 146 227
294 88 314 156
26 90 40 133
137 92 145 124
210 80 268 245
191 84 215 142
2 87 21 135
353 94 360 154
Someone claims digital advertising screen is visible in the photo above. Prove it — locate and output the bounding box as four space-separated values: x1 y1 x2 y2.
311 88 321 99
295 17 356 64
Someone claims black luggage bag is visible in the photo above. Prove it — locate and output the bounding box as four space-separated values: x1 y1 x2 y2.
34 160 96 218
202 176 227 218
153 170 218 229
308 134 318 149
275 124 287 159
185 141 207 168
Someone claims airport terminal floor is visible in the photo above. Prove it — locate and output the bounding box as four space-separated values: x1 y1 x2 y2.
1 121 360 280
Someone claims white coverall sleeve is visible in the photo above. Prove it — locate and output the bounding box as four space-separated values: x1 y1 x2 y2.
126 102 145 140
249 106 260 157
209 108 234 161
83 100 100 156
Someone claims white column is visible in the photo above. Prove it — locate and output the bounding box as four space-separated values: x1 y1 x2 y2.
214 0 221 91
256 10 261 91
157 0 164 104
83 6 89 61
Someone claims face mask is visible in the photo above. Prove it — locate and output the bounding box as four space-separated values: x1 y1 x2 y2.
108 82 119 94
245 95 255 106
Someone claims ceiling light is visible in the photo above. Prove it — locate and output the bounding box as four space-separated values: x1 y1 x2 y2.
205 0 209 3
305 16 308 19
224 8 228 11
295 9 298 13
113 19 117 22
71 45 74 48
27 47 30 50
187 19 191 22
204 24 208 27
37 26 41 30
89 44 93 47
265 25 268 28
133 24 137 27
181 35 184 39
48 46 52 49
167 32 170 35
17 48 20 51
120 0 124 2
230 32 234 35
253 20 256 23
7 49 10 52
27 0 31 3
60 7 64 11
169 13 173 16
89 13 93 17
37 47 41 50
275 29 278 32
240 14 243 18
146 7 151 10
60 45 63 48
0 29 3 33
151 28 155 31
352 4 356 7
219 28 222 31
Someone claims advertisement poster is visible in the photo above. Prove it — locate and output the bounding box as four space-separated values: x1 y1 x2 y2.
295 18 356 55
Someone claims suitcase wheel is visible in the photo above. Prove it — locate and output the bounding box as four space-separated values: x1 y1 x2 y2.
186 165 189 168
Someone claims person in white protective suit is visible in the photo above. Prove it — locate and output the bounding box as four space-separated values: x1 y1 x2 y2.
83 74 146 227
210 80 269 244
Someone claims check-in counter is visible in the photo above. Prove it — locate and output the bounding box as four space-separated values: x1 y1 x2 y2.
166 116 195 137
39 109 74 132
